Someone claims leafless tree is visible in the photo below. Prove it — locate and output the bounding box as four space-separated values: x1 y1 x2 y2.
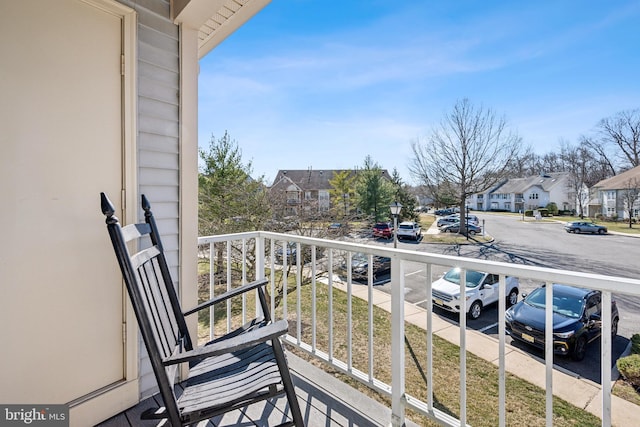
560 142 591 216
620 177 640 229
409 99 522 223
583 109 640 173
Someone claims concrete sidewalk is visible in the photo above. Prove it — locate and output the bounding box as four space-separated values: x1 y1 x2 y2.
334 281 639 426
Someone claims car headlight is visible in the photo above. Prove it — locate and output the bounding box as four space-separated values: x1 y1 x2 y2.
505 310 513 322
554 331 575 339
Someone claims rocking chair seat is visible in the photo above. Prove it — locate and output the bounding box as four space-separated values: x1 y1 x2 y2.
179 341 284 418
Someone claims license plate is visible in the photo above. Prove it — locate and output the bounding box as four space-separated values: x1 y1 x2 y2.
522 333 535 343
434 298 443 306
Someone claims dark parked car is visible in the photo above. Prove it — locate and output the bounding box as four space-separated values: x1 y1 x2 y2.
347 252 391 281
564 221 607 234
434 208 455 216
505 284 619 361
373 222 394 239
441 222 482 235
275 242 324 264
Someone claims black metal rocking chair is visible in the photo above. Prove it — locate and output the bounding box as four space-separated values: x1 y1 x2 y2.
100 193 304 426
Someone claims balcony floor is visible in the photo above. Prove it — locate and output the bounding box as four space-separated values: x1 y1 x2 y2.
98 352 420 427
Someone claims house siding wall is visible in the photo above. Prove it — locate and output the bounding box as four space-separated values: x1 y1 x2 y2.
121 0 180 399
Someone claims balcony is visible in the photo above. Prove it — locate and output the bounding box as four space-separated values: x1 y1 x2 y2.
104 231 640 426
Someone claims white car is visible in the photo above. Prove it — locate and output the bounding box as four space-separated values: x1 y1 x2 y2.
445 214 480 226
431 268 519 319
396 221 422 240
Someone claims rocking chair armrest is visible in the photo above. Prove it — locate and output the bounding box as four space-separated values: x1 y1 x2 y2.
183 278 269 317
163 319 289 365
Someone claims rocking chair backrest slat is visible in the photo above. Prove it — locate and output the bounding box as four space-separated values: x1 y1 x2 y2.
136 254 182 359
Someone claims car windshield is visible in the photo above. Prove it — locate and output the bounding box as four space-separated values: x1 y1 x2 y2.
524 287 585 319
399 224 412 229
442 269 485 288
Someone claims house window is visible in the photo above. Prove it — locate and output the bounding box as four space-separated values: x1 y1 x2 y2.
318 191 330 211
305 191 312 200
607 191 616 200
504 202 511 211
529 193 538 200
286 191 300 203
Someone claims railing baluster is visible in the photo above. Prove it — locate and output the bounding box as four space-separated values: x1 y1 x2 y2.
226 241 232 334
269 239 276 316
498 274 506 427
601 290 612 427
347 260 353 373
328 249 334 362
255 236 265 318
282 239 288 322
209 241 215 341
366 252 374 383
242 238 247 325
296 242 302 345
390 256 405 427
545 281 554 426
426 263 433 411
459 267 467 426
312 246 317 352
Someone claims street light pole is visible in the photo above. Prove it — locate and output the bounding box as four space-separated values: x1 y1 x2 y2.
389 201 403 249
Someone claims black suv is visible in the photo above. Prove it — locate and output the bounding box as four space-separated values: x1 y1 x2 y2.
505 284 619 361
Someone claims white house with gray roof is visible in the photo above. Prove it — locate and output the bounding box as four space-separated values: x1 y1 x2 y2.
468 172 580 213
589 165 640 219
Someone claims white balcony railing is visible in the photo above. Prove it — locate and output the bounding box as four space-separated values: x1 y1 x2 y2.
198 231 640 427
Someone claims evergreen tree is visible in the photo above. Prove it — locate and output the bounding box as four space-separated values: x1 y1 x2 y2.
198 131 271 236
355 156 394 222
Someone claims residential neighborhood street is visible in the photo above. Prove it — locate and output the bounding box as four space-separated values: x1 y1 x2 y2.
360 212 640 384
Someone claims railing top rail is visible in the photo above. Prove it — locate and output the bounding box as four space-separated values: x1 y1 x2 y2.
198 231 640 296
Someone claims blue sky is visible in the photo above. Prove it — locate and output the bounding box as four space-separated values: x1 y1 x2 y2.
198 1 640 185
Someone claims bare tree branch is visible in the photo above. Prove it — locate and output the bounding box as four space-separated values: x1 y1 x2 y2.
409 99 522 221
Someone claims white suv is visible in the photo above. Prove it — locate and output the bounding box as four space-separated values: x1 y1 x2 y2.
396 221 422 240
431 268 519 319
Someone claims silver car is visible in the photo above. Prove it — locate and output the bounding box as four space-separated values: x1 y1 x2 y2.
564 221 607 234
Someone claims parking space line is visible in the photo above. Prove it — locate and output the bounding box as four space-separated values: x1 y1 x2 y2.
478 322 498 333
405 269 423 277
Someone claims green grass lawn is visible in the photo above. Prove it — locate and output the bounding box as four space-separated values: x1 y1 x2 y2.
197 261 603 427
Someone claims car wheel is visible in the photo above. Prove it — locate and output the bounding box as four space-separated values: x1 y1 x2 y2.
468 230 477 235
507 289 518 307
598 229 606 235
468 301 482 320
612 317 618 337
571 336 588 361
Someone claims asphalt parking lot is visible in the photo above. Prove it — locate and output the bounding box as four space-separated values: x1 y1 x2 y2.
357 213 640 383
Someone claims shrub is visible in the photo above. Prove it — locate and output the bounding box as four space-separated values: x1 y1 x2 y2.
617 354 640 388
545 202 558 215
524 210 534 217
631 334 640 354
538 208 550 217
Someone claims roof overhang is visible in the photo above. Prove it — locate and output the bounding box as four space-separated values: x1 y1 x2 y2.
174 0 271 59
